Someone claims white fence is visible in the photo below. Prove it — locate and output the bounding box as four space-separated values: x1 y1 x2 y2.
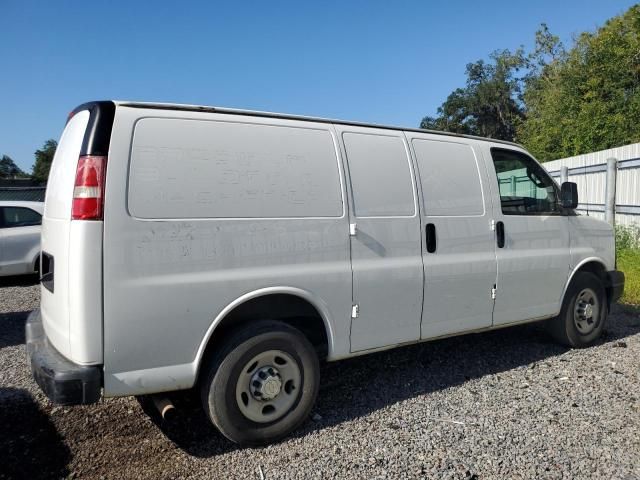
542 143 640 226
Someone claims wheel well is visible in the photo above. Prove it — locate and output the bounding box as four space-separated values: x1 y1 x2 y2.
575 261 606 283
197 293 329 383
573 261 611 307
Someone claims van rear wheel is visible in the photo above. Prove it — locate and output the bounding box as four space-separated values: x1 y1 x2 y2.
200 320 320 445
547 272 607 348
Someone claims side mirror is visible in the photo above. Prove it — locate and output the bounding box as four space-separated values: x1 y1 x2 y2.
561 181 578 209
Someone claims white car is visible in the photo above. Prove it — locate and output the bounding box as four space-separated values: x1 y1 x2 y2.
0 201 43 276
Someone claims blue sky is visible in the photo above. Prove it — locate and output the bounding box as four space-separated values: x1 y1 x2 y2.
1 1 637 172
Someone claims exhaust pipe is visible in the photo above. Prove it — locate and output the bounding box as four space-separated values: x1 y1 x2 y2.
151 395 176 421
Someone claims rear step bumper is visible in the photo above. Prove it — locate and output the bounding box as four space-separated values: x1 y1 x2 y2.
26 309 102 405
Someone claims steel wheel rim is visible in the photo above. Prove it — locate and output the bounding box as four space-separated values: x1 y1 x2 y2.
573 287 600 335
235 349 301 423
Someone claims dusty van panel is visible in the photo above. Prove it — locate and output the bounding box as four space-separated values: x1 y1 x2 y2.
338 127 423 352
408 135 497 338
129 119 343 219
413 139 484 217
102 109 351 395
342 132 415 217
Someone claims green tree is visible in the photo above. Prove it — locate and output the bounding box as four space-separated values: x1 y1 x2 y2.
0 155 27 178
420 49 527 142
519 5 640 160
32 139 57 184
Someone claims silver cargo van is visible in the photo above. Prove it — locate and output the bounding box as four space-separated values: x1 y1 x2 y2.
27 101 624 445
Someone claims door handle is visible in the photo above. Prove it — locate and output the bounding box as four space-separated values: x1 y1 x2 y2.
496 221 505 248
426 223 437 253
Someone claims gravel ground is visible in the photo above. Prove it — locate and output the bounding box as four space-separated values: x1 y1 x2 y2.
1 278 639 480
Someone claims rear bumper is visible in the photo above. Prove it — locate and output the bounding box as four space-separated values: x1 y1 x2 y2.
26 309 102 405
606 270 625 304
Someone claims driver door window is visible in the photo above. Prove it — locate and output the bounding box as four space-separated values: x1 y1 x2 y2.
491 148 560 215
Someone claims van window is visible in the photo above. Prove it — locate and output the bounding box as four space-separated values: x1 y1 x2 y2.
491 148 560 215
343 133 415 217
128 119 343 219
0 207 42 228
412 139 484 216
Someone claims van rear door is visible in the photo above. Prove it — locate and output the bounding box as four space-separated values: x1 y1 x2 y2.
40 102 114 365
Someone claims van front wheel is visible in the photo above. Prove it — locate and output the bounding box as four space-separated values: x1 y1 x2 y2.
200 320 320 445
547 272 607 348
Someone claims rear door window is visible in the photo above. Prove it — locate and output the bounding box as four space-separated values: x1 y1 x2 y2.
0 207 42 228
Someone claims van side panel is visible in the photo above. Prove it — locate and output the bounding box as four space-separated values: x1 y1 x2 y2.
407 134 497 339
568 215 615 271
102 108 352 396
337 127 424 352
128 118 343 219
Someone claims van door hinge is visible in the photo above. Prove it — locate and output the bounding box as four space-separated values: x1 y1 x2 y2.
491 285 497 299
349 223 357 236
490 219 496 231
351 304 359 319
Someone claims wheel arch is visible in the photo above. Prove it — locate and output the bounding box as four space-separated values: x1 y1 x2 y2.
561 258 609 309
194 286 335 383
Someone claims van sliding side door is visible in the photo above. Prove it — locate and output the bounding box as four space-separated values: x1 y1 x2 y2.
337 125 424 353
406 134 497 339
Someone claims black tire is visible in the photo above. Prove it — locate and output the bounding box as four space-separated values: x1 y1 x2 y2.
547 272 607 348
200 320 320 445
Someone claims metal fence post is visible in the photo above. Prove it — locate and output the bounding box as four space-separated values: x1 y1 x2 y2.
560 166 568 184
605 157 617 226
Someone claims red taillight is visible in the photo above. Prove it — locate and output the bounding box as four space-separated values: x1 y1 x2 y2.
72 155 106 220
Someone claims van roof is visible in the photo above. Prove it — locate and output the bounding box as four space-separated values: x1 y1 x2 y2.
112 100 524 149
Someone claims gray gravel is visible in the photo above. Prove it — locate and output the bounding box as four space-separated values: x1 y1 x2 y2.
1 278 639 479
